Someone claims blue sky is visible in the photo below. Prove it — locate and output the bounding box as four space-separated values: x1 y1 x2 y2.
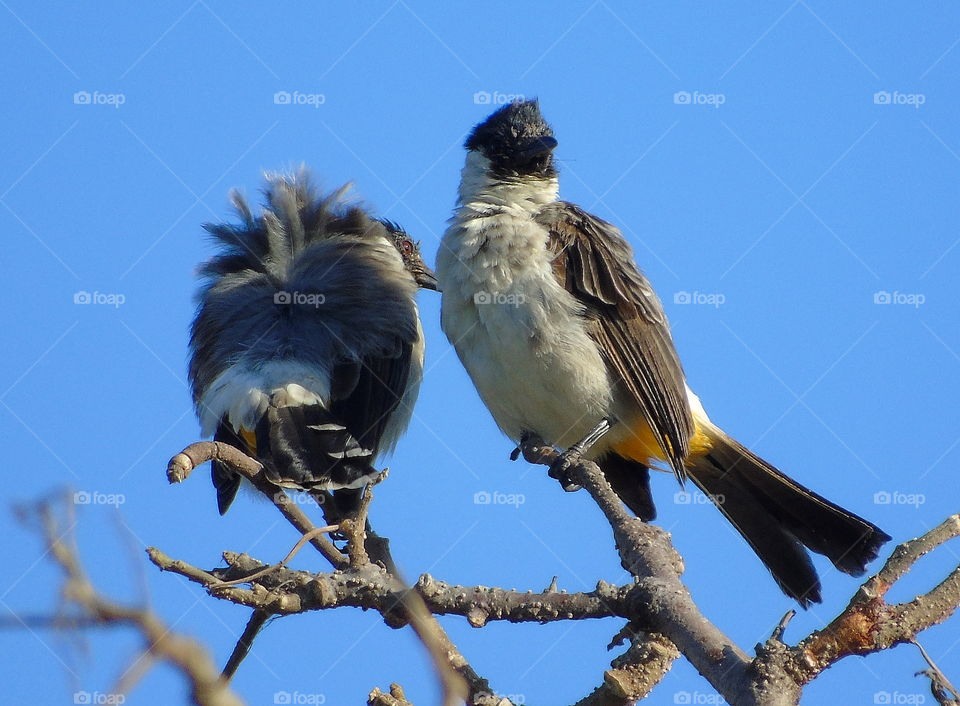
2 2 959 705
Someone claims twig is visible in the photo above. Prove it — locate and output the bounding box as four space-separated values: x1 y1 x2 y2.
913 639 960 706
23 497 244 706
209 525 339 589
167 442 347 569
785 515 960 683
221 610 271 681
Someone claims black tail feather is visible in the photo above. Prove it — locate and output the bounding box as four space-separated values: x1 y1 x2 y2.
212 394 381 515
601 454 657 521
688 427 891 606
212 422 246 515
257 400 379 491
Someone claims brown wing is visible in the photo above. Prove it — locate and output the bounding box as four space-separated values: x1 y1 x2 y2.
538 202 693 478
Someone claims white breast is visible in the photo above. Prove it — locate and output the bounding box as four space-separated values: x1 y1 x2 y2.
437 153 614 449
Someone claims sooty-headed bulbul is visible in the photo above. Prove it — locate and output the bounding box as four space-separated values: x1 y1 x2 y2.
189 170 436 514
436 100 890 606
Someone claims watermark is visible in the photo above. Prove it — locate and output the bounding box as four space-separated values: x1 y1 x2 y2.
274 692 326 704
73 691 126 704
674 490 724 506
476 692 526 705
73 91 126 108
674 290 725 308
474 490 526 508
73 491 126 508
874 691 926 704
674 691 727 705
274 291 326 307
873 290 924 308
273 90 326 108
873 490 925 509
74 291 125 308
673 90 725 108
473 90 525 105
274 490 325 506
474 290 525 307
873 91 925 109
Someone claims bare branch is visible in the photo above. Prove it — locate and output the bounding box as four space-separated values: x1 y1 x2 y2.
783 515 960 683
167 442 347 569
21 498 244 706
517 437 767 703
573 630 679 706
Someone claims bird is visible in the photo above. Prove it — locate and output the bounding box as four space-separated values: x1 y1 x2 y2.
436 100 890 606
188 169 437 515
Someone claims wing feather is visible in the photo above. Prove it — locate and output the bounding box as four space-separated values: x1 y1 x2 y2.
539 202 693 478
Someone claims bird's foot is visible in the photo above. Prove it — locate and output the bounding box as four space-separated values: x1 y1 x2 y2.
548 447 584 492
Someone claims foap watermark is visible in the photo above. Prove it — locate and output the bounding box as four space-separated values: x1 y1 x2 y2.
275 291 326 307
74 291 125 308
673 90 726 108
874 290 924 308
874 691 926 705
476 692 526 705
674 490 724 506
73 90 126 108
474 290 525 307
73 691 125 704
73 490 126 508
274 691 326 704
474 490 526 508
674 691 727 705
873 490 925 509
473 90 525 105
674 290 725 308
873 91 925 109
274 490 325 506
273 90 326 108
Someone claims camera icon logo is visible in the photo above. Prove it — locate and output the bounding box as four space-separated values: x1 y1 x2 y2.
274 91 292 105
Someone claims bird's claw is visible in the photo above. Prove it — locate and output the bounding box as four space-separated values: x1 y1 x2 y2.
548 448 583 492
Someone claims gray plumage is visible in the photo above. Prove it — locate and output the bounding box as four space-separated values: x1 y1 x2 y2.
189 170 432 513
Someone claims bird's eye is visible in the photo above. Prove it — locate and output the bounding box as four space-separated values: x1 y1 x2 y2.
401 238 415 254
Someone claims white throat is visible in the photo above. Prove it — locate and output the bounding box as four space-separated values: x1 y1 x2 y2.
456 151 559 213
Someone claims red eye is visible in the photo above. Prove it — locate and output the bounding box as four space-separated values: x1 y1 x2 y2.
401 239 414 254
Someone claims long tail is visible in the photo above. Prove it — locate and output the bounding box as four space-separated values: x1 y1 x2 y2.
686 425 891 606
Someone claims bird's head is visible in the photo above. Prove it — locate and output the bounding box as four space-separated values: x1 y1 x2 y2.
465 100 558 179
381 220 438 290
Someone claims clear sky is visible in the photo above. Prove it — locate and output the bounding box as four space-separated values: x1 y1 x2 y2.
2 3 958 705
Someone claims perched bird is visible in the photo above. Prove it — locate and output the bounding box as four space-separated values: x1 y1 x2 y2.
189 171 437 514
437 100 890 606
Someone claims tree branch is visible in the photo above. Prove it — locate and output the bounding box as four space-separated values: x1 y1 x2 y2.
16 498 244 706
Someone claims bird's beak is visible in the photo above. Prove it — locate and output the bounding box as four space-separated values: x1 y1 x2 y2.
416 267 440 291
516 136 558 162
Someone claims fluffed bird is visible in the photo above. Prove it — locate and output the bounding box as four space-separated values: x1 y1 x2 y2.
436 100 890 606
189 170 437 515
